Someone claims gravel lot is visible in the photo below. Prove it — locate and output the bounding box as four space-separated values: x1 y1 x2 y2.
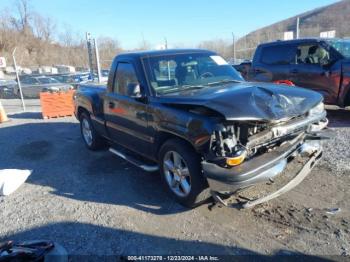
0 99 349 258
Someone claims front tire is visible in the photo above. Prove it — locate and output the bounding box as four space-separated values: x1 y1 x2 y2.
79 112 105 150
159 139 210 208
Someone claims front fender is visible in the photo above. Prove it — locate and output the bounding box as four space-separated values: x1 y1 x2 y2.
153 105 218 152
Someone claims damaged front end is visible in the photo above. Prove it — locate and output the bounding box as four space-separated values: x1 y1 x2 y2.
202 102 328 208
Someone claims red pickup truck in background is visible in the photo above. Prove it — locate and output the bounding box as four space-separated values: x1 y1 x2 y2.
235 38 350 107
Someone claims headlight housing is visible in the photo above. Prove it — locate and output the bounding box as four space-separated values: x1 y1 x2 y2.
309 102 324 116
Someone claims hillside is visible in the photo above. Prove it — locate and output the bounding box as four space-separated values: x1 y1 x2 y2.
0 0 123 69
236 0 350 59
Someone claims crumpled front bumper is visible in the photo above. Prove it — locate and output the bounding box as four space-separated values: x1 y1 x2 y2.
202 137 323 208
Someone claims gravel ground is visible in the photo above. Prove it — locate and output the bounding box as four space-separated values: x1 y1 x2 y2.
0 99 349 259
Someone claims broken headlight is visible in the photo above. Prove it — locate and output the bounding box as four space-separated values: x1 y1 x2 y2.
309 102 325 116
210 124 248 167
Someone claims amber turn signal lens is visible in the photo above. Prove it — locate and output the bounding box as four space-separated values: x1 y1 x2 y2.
226 152 246 166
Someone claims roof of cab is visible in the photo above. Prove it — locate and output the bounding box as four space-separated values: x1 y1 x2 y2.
116 48 217 59
259 37 341 47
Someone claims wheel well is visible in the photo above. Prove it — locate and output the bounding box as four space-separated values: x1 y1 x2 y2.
77 107 89 120
156 132 197 157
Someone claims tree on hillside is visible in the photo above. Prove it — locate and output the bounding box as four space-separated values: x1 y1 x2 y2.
98 37 122 68
198 39 233 59
11 0 32 35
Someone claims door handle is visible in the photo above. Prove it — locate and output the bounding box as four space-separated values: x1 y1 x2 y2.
108 102 115 109
254 68 264 74
290 69 298 74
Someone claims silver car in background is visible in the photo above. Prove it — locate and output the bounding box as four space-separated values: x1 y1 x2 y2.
0 79 17 99
14 76 73 98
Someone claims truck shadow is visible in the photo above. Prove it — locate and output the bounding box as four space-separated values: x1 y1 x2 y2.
0 120 188 215
7 112 43 120
1 110 347 216
0 222 332 259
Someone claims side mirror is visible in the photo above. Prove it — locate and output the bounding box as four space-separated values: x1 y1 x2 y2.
127 83 143 99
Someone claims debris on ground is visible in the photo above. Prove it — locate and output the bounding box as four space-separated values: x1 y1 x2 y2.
0 169 32 196
326 208 341 215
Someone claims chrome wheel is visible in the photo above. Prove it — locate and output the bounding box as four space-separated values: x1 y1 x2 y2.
82 118 93 146
163 151 191 197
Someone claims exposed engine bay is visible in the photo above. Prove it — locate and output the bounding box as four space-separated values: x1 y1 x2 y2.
207 103 328 167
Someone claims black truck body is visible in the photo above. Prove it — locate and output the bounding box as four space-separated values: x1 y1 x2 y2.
74 49 328 208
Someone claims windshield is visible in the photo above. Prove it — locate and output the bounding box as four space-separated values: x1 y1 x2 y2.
327 39 350 58
143 53 244 95
58 75 75 83
37 77 60 84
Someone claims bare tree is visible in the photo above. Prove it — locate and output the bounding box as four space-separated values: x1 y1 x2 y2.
11 0 32 35
59 24 74 47
33 13 56 42
198 39 232 59
98 37 122 68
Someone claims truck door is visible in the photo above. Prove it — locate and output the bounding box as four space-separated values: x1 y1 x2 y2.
251 44 296 82
104 61 153 156
290 43 338 104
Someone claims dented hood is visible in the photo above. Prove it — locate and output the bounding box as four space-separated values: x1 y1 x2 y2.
157 82 323 121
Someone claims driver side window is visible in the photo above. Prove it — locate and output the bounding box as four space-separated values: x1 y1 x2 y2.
113 62 139 96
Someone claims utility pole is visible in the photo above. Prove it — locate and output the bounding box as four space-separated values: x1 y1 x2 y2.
12 48 25 111
232 32 236 64
94 38 102 83
164 37 168 49
141 32 147 50
296 17 300 39
86 32 94 77
86 32 102 83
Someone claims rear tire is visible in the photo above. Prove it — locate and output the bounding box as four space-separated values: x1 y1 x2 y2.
159 138 210 208
79 112 105 150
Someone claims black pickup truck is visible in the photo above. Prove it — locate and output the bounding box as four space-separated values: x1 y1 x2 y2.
74 49 328 208
236 38 350 107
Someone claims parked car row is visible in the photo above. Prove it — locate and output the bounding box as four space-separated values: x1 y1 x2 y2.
0 72 93 99
50 72 90 89
13 75 74 98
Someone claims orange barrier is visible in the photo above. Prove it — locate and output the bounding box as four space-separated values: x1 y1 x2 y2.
39 90 75 119
274 80 295 86
0 101 9 123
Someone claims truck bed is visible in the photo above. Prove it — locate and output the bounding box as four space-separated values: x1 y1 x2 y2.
77 82 107 92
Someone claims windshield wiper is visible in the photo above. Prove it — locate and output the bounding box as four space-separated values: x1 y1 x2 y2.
178 84 206 91
160 85 205 94
207 79 242 86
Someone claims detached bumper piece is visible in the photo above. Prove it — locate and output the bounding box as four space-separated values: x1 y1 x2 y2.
202 138 323 209
0 240 58 261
